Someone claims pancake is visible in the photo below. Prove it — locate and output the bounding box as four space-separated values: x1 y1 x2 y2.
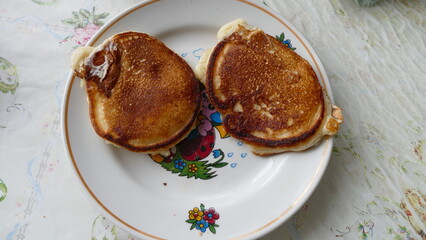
196 19 343 155
72 31 201 154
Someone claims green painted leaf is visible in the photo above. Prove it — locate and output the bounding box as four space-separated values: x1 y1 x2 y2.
209 224 216 234
213 224 220 227
207 171 217 179
200 203 205 211
79 9 91 18
180 163 190 176
211 162 228 168
160 151 185 174
275 33 281 42
190 222 197 230
158 149 223 180
280 32 285 41
193 161 213 179
172 167 183 174
186 170 194 178
186 219 196 223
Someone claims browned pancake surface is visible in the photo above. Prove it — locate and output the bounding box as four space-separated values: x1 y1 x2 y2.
83 32 200 152
206 28 324 147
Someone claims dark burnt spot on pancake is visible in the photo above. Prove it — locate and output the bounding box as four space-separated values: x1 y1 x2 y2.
85 44 121 98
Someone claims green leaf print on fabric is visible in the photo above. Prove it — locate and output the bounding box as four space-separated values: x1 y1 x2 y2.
61 7 109 46
0 57 19 94
91 215 131 240
0 179 7 202
30 0 58 5
357 220 374 240
400 189 426 239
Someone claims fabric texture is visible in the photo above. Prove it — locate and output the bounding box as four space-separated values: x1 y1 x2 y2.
1 0 425 239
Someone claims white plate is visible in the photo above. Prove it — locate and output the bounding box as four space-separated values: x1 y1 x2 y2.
62 0 334 239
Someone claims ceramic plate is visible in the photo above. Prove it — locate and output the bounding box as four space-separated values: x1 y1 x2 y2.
62 0 334 239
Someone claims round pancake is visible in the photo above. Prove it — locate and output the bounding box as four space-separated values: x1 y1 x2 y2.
204 25 341 155
80 32 201 153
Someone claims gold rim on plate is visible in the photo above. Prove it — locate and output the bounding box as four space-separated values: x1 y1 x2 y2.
63 0 332 239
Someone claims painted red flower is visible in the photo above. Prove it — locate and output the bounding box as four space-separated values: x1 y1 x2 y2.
203 207 220 224
72 23 101 46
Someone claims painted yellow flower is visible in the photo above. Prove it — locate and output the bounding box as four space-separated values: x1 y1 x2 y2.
189 164 198 173
188 207 204 221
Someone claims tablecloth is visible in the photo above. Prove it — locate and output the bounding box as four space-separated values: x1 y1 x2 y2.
1 0 425 239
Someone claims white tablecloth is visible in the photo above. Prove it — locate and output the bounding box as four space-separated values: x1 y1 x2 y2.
1 0 425 239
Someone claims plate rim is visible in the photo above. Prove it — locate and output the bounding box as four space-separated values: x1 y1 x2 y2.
61 0 334 239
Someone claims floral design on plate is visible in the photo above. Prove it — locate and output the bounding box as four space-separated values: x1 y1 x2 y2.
186 204 220 234
150 89 230 180
61 7 109 46
276 32 296 50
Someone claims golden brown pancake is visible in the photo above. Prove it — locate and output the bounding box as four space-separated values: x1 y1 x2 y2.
198 20 343 155
73 31 201 154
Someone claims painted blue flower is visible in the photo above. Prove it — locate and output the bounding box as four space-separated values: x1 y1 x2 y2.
196 220 209 233
210 112 222 124
212 150 221 158
174 159 186 170
276 33 296 50
282 39 293 49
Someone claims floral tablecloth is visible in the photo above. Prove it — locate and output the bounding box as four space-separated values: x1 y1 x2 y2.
1 0 426 239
